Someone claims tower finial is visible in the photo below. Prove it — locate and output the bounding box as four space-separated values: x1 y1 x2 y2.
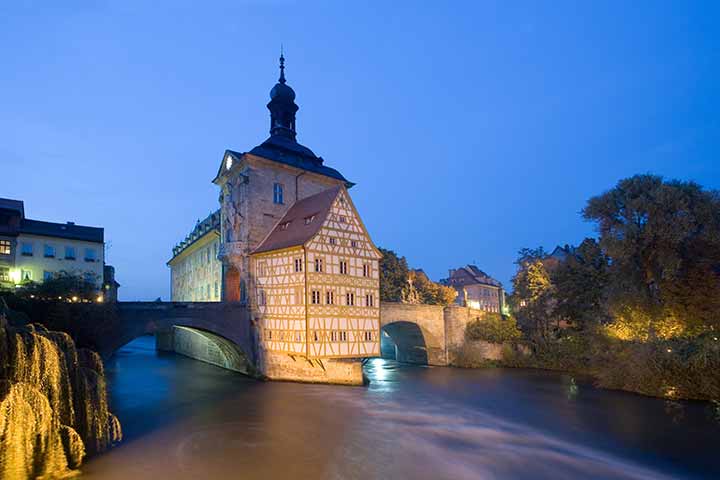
279 46 286 84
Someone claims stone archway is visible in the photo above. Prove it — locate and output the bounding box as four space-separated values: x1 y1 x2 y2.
381 321 432 365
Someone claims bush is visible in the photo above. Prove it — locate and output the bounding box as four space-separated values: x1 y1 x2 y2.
465 313 522 343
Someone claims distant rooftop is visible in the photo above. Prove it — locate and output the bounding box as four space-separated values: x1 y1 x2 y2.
0 197 103 243
441 264 502 288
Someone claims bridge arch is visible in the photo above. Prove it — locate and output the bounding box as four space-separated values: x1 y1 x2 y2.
158 326 256 376
379 303 449 366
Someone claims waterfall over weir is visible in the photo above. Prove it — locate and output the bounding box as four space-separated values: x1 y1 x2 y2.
0 306 121 479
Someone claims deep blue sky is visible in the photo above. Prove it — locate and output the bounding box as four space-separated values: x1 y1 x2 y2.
2 1 719 300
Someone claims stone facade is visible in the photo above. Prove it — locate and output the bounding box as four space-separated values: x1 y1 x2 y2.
167 212 222 302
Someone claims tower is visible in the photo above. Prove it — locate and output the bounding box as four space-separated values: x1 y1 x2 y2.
213 54 352 304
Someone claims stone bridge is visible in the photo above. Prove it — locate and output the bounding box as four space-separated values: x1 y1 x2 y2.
70 301 483 382
380 302 484 366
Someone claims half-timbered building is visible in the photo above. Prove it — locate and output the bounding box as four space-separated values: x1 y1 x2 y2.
251 185 381 359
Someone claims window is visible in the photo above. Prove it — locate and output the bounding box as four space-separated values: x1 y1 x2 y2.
43 271 54 281
362 264 369 277
346 292 355 306
84 272 95 284
0 267 9 282
326 290 334 305
330 331 338 342
65 246 76 260
304 215 315 225
273 183 284 204
214 281 219 299
311 290 321 304
21 242 33 256
258 289 266 305
366 294 374 307
329 237 337 245
339 331 348 342
21 269 32 281
339 260 348 275
44 244 55 258
339 215 346 223
0 240 11 255
84 248 96 262
294 258 303 272
314 257 323 272
351 240 357 248
280 221 291 230
364 331 374 342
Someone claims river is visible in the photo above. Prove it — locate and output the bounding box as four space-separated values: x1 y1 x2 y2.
81 336 719 480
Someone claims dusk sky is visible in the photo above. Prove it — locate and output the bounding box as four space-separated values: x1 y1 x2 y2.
2 1 718 300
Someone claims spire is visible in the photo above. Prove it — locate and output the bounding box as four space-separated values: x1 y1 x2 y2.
268 50 298 141
279 46 286 84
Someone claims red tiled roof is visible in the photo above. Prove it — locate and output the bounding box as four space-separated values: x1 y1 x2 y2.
252 186 342 255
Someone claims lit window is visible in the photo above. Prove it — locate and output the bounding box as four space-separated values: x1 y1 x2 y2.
21 242 33 256
21 269 32 281
84 248 96 262
65 246 76 260
315 257 323 272
363 264 369 277
340 260 348 275
346 292 355 306
294 258 303 272
44 244 55 258
0 240 10 255
326 290 334 305
311 290 321 304
273 183 284 204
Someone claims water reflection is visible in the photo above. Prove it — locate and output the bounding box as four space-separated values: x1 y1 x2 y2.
81 337 719 480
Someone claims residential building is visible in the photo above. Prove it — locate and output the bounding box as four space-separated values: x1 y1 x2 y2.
0 198 105 290
441 265 506 313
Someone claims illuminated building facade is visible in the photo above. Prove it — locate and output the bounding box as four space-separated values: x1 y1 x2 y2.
169 54 381 360
0 198 106 290
441 265 506 313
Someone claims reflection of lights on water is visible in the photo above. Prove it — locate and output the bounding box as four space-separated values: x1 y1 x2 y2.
369 358 389 381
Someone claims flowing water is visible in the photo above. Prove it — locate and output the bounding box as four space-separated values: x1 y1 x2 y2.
82 336 720 480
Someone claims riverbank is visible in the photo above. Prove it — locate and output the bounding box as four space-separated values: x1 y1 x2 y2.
453 331 720 403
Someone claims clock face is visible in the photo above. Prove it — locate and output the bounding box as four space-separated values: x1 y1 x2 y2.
225 156 233 170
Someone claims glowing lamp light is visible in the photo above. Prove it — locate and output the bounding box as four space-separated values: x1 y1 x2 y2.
96 295 104 303
666 348 672 353
71 296 78 302
9 269 21 283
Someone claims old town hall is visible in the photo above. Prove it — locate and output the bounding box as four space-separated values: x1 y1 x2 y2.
168 55 381 360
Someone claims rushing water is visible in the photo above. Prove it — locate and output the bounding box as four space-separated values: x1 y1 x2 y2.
81 336 719 480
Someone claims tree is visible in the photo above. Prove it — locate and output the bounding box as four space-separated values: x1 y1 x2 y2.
18 271 100 302
511 249 556 341
379 247 409 302
552 238 610 329
404 270 457 306
583 174 720 337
